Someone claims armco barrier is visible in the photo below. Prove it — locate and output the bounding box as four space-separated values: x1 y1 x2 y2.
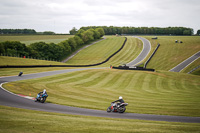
112 66 155 72
144 43 160 68
0 37 127 68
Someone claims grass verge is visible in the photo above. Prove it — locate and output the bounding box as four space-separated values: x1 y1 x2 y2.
0 105 200 133
142 36 200 71
3 69 200 117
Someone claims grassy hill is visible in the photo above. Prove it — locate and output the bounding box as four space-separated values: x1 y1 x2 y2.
65 36 126 65
65 36 143 67
0 56 72 76
1 35 200 132
4 68 200 117
143 36 200 71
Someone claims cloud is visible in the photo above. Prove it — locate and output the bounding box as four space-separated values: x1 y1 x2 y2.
0 0 199 33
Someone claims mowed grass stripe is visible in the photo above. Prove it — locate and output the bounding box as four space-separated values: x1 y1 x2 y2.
66 36 125 65
1 106 200 133
143 36 200 71
4 69 200 116
103 36 143 66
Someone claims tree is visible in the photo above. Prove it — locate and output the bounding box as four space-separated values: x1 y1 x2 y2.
0 43 5 54
197 30 200 35
81 30 94 43
94 29 101 39
183 30 191 35
58 40 71 56
69 27 78 35
74 36 84 46
68 37 77 50
43 31 55 35
96 28 105 37
76 29 85 38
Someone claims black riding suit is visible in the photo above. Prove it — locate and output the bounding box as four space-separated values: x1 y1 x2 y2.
112 99 125 110
113 99 125 103
39 91 47 96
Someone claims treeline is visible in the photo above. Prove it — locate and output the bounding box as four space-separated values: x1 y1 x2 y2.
0 29 37 34
80 26 194 35
0 28 105 61
0 29 57 35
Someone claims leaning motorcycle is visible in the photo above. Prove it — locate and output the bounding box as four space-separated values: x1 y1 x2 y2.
107 102 128 113
35 93 48 103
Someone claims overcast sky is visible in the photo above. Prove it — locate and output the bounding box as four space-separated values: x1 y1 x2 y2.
0 0 199 33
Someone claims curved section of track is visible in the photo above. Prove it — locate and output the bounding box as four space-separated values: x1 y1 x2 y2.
126 36 151 66
0 68 200 123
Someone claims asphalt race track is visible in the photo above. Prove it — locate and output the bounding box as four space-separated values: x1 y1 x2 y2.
126 36 151 66
170 51 200 72
0 37 200 123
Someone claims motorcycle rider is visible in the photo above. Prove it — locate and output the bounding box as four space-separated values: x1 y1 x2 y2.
35 89 48 103
112 96 124 111
39 89 47 95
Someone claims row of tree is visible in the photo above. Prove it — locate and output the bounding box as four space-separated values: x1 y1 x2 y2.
0 28 105 61
79 26 194 35
0 29 37 34
0 29 57 35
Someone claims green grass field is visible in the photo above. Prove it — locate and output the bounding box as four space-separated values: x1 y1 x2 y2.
0 56 75 76
0 35 73 45
1 35 200 132
4 68 200 117
143 36 200 71
1 106 199 133
66 36 143 67
0 56 67 66
181 58 200 75
66 36 125 65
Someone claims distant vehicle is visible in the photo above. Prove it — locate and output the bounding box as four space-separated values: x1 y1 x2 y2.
107 102 128 113
152 37 157 39
18 72 23 76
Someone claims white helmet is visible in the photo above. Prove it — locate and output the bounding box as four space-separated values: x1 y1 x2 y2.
43 89 46 93
119 96 122 99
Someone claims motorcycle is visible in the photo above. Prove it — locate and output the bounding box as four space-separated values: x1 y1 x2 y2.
107 102 128 113
35 93 48 103
18 72 23 76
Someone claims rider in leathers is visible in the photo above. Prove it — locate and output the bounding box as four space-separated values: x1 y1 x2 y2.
112 96 124 111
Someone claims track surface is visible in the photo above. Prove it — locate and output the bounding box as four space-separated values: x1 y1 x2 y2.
1 37 200 123
126 36 151 66
170 51 200 72
1 68 200 123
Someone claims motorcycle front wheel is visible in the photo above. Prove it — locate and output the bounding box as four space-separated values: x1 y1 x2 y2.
107 106 111 112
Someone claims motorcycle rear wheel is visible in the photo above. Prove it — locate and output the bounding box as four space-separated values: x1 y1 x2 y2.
40 97 46 103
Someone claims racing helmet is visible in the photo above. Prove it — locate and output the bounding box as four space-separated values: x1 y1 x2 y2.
43 89 46 93
119 96 123 99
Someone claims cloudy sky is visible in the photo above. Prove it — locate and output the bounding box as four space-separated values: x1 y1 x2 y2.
0 0 199 33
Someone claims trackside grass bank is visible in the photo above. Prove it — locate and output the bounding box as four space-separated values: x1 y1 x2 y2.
0 56 73 76
0 56 66 66
65 36 143 67
65 36 125 65
0 105 200 133
4 69 200 117
143 36 200 72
